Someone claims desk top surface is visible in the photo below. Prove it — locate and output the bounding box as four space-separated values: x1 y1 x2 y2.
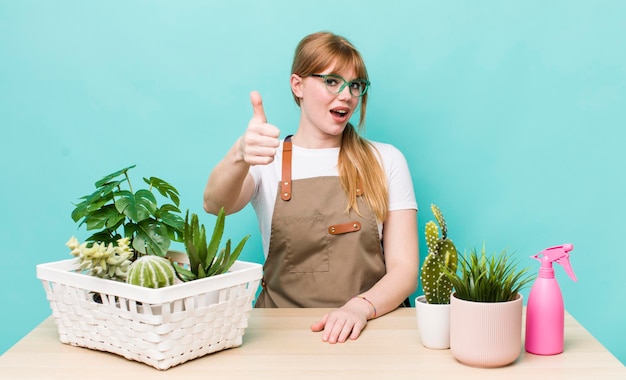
1 308 624 379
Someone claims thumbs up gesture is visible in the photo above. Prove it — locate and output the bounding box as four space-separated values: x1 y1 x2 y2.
239 91 281 166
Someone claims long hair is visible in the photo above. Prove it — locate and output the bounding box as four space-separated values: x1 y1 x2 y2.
291 32 388 222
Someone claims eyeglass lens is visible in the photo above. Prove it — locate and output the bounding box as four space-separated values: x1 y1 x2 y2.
321 75 368 96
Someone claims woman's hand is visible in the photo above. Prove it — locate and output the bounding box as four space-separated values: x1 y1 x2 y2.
310 297 373 343
240 91 281 166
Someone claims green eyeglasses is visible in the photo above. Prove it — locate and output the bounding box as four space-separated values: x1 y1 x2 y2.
309 74 370 97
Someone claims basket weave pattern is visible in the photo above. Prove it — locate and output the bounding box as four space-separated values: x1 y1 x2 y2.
38 258 262 370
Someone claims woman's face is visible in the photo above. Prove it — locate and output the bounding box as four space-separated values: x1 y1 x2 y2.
291 64 361 141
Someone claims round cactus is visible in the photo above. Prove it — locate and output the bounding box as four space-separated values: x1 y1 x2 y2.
126 256 176 288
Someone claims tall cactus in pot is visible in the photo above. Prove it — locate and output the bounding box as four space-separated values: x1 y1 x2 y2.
421 204 458 304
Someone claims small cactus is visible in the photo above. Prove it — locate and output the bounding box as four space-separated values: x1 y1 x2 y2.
420 204 458 304
126 255 176 288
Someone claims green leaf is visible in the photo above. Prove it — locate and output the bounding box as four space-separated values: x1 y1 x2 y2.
156 204 184 236
85 231 121 245
198 223 209 269
71 202 89 223
207 208 225 262
198 263 207 278
143 176 180 207
95 165 136 187
85 192 116 213
114 189 157 223
183 211 202 275
159 203 181 214
123 222 138 239
172 262 197 282
209 243 230 276
132 220 170 256
71 186 116 222
82 204 124 230
166 224 185 242
210 235 250 276
226 234 250 269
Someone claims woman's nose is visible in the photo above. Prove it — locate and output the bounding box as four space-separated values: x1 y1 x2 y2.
337 85 352 100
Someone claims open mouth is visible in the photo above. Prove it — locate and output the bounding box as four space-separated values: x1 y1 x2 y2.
330 108 350 119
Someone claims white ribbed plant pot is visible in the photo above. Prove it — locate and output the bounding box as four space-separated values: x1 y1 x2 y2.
450 292 523 368
415 295 450 349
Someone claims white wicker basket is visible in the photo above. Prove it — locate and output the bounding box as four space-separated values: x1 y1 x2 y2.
36 253 262 370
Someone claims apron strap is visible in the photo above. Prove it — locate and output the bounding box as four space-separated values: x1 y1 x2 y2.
280 134 362 201
281 135 293 201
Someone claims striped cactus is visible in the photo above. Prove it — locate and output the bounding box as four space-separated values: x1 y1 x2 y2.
126 255 176 288
421 204 458 304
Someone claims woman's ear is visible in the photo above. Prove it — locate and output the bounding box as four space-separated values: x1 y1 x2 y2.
290 74 303 99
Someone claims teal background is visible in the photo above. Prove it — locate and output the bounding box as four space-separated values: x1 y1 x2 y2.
1 0 625 365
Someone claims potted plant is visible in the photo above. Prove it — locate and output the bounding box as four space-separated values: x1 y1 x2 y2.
442 246 535 368
37 165 262 370
415 204 458 349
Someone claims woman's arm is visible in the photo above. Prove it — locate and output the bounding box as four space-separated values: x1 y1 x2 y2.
362 208 419 312
203 91 280 215
311 208 418 343
203 141 255 215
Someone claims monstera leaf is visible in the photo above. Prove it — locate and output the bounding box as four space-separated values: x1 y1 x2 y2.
70 165 184 256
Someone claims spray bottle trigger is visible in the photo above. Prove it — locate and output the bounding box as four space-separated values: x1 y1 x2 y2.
556 256 578 282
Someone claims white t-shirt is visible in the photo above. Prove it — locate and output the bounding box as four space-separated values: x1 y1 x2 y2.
250 140 417 258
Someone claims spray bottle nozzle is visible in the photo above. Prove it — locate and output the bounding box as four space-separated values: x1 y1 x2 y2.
532 244 577 282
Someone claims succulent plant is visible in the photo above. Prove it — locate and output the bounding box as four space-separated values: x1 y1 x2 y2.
126 255 176 289
173 208 250 281
66 236 134 281
420 204 458 304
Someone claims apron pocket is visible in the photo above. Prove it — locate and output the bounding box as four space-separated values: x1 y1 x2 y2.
273 214 330 273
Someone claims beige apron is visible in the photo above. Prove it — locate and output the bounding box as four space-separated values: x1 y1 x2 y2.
255 135 386 308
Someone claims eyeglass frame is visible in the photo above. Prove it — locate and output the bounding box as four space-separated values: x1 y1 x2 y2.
308 73 371 97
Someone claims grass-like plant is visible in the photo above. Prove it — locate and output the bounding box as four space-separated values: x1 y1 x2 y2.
172 208 250 281
443 245 535 303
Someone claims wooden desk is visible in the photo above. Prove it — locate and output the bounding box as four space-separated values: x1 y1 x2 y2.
1 308 624 379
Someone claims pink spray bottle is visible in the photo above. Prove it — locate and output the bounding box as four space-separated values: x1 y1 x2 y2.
525 244 577 355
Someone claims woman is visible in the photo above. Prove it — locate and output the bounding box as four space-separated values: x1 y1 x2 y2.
204 31 418 344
